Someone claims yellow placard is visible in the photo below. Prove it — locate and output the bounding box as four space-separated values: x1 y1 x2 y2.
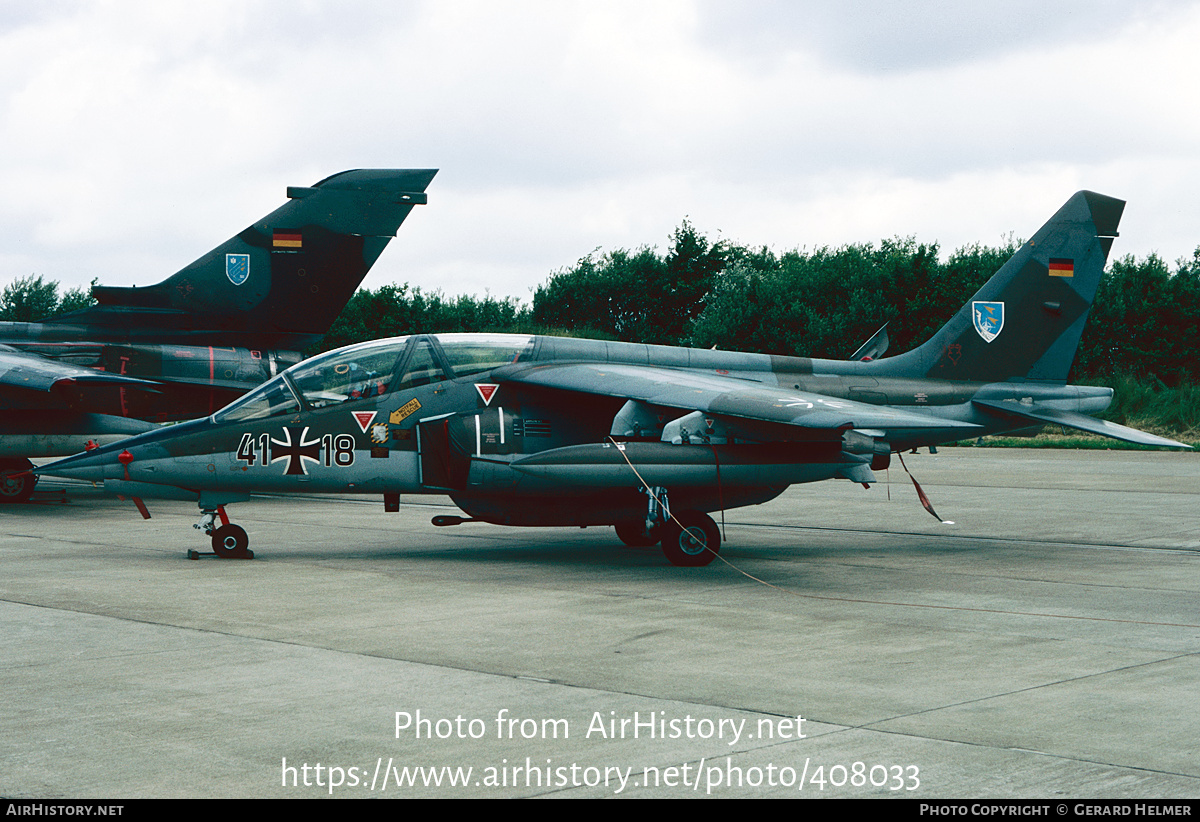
390 398 422 425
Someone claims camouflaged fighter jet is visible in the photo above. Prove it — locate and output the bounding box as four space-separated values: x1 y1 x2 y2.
0 168 436 502
37 190 1190 566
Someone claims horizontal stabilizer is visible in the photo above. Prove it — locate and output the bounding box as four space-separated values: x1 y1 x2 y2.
972 398 1191 449
58 373 161 388
0 349 160 394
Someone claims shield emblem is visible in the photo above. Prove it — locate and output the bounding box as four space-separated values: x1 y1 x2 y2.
972 301 1004 343
226 254 250 286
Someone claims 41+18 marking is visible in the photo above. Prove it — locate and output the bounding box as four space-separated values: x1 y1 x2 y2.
236 428 356 475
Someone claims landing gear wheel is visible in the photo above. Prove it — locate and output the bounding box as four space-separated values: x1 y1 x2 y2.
211 524 250 559
661 511 720 567
0 458 36 503
615 521 659 547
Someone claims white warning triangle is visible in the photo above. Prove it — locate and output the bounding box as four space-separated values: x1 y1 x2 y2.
475 383 499 406
351 411 377 433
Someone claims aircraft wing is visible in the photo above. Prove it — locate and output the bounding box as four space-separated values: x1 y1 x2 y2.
972 398 1191 449
0 348 160 393
495 362 979 438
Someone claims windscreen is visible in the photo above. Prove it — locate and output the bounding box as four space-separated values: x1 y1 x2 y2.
288 337 410 407
435 334 534 377
213 336 410 423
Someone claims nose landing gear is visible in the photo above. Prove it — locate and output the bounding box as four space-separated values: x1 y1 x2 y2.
189 505 254 559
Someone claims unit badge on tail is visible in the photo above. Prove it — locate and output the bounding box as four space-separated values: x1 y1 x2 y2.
972 301 1004 343
225 254 250 286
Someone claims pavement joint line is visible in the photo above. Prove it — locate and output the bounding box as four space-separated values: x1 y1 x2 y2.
746 720 1200 784
682 580 1200 628
833 722 1200 783
883 482 1200 496
854 649 1200 732
732 521 1200 553
710 555 1200 595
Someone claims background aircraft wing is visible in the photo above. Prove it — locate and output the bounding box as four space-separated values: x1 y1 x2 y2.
0 349 160 393
972 398 1191 449
495 362 978 437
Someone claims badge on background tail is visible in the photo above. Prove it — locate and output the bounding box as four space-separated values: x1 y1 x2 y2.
475 384 498 406
972 301 1004 343
226 254 250 285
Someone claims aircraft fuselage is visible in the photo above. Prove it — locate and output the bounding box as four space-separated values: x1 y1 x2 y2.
43 333 1114 528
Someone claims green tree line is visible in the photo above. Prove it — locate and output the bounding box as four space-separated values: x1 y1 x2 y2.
532 224 1200 386
0 275 95 321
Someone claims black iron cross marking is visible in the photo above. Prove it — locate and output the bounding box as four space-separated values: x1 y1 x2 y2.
270 426 321 475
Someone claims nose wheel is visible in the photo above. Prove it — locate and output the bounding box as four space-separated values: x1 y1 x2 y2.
211 524 251 559
190 506 254 559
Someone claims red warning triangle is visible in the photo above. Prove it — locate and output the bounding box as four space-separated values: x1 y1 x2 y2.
351 411 377 433
475 383 499 406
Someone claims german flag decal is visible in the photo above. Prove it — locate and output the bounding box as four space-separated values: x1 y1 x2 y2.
1048 257 1074 277
273 230 303 250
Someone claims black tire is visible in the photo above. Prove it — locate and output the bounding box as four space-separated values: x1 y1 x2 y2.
615 521 659 547
660 511 720 567
0 458 36 504
211 524 250 558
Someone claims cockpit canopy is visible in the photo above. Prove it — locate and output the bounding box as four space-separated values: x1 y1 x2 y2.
213 334 534 424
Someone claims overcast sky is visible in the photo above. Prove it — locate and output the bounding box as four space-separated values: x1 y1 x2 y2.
2 0 1198 303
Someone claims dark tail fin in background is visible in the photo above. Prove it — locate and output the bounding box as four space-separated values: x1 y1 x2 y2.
57 169 437 349
878 190 1124 384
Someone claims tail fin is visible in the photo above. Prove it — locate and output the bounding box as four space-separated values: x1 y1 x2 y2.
58 169 436 349
881 190 1124 384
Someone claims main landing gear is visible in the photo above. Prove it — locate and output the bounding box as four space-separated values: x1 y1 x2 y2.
0 458 36 503
615 520 661 547
660 510 721 568
189 505 254 560
618 487 722 567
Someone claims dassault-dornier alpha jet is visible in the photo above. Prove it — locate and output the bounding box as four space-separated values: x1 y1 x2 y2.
1 168 436 502
39 191 1190 565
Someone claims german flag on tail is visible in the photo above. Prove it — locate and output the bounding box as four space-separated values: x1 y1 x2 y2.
1048 257 1074 277
273 230 303 250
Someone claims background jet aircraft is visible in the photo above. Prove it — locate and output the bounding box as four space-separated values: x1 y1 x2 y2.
1 168 436 501
38 190 1190 566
